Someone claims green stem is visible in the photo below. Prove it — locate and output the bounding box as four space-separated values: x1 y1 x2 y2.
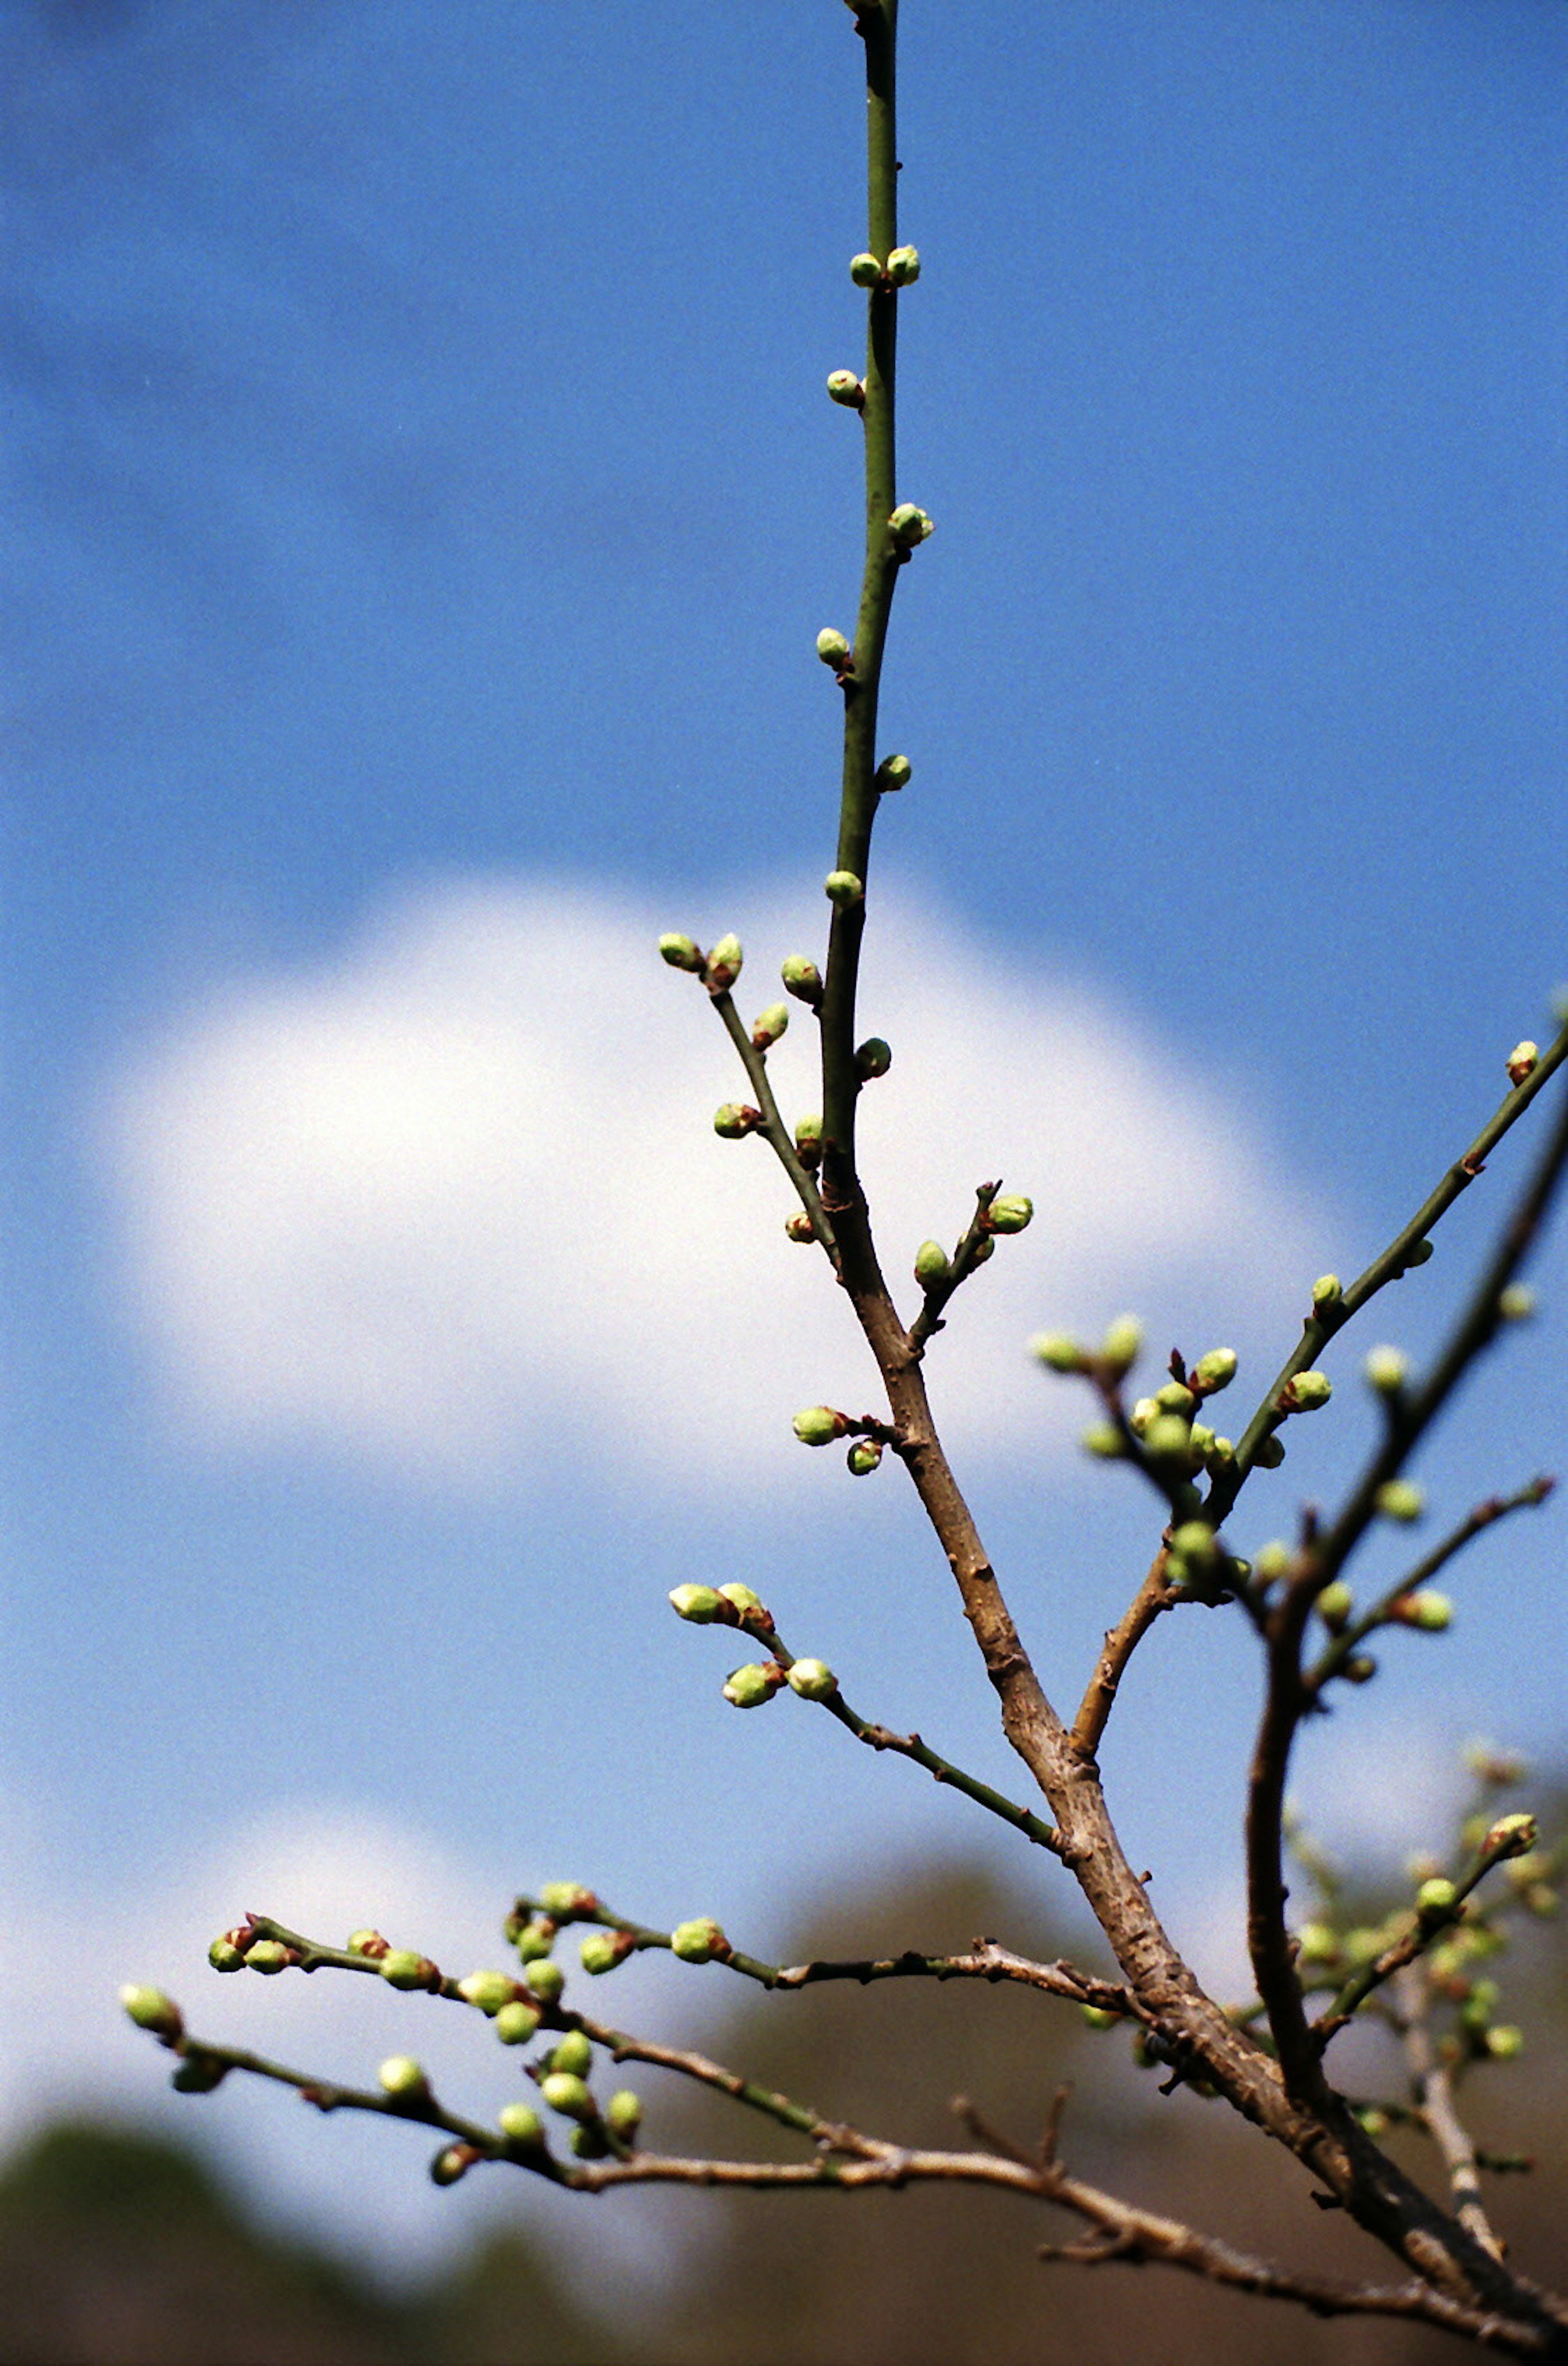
710 987 838 1256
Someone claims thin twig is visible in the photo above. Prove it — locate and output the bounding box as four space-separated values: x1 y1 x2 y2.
1390 1965 1505 2262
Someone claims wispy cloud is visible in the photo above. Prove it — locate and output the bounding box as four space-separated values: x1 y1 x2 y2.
102 873 1331 1494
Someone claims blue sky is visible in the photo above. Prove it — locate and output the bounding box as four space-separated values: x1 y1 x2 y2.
6 0 1566 2283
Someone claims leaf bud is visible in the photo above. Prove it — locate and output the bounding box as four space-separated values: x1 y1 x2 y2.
713 1102 762 1139
1402 1590 1452 1632
1416 1878 1458 1920
540 2071 595 2121
499 2101 545 2147
889 502 934 546
494 1999 543 2045
1506 1040 1539 1086
669 1584 726 1623
1316 1580 1353 1629
524 1958 566 2003
120 1985 183 2040
824 869 864 907
722 1661 782 1709
246 1940 292 1975
1363 1345 1408 1395
380 1949 438 1991
1254 1433 1287 1469
855 1036 892 1080
379 2054 430 2101
430 2144 480 2186
785 1211 816 1243
513 1919 555 1963
1031 1333 1082 1373
1486 2025 1524 2060
795 1113 824 1165
875 753 912 792
658 933 704 972
1192 1347 1237 1394
886 245 921 284
579 1931 628 1975
793 1405 848 1446
1312 1274 1342 1310
704 933 744 990
786 1658 838 1700
1154 1381 1196 1416
846 1439 883 1475
670 1917 729 1963
550 2030 593 2079
457 1970 519 2016
849 252 882 287
1499 1283 1534 1321
1283 1369 1332 1412
718 1582 765 1613
781 954 823 1003
606 2089 644 2141
826 368 864 407
207 1938 246 1974
915 1240 951 1287
981 1194 1033 1235
1080 1421 1126 1459
1374 1479 1425 1523
816 626 853 667
1142 1413 1192 1464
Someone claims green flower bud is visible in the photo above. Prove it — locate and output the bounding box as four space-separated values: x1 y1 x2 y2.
1499 1283 1535 1321
494 2000 543 2045
207 1939 246 1974
1312 1274 1343 1310
846 1439 883 1475
347 1929 388 1958
886 245 921 284
1187 1422 1215 1459
849 252 882 287
1403 1590 1452 1632
170 2051 228 2095
793 1404 847 1446
1168 1520 1218 1570
1295 1922 1340 1967
430 2145 479 2186
722 1662 782 1709
670 1584 726 1622
457 1970 519 2016
550 2030 593 2079
246 1940 292 1976
1254 1433 1287 1469
606 2089 644 2141
824 869 864 907
1403 1237 1434 1268
889 502 934 545
1484 1812 1537 1855
704 933 744 989
1355 2106 1388 2139
1128 1397 1157 1437
915 1241 951 1287
855 1036 892 1079
1343 1654 1377 1684
1080 2005 1118 2030
514 1919 555 1963
1254 1541 1292 1583
380 1950 437 1991
751 1002 790 1049
816 626 853 667
1416 1878 1458 1919
785 1211 816 1243
570 2123 610 2158
1364 1345 1408 1395
499 2101 545 2147
658 933 704 972
1142 1413 1192 1463
1031 1332 1082 1374
579 1931 626 1975
1099 1314 1143 1377
1506 1040 1539 1085
1193 1347 1237 1394
786 1658 838 1700
874 753 912 792
981 1194 1033 1234
713 1102 761 1139
1080 1421 1126 1459
826 368 864 407
1285 1370 1332 1412
120 1985 183 2040
1154 1381 1196 1416
781 954 824 1003
379 2054 431 2101
718 1582 765 1613
671 1917 729 1963
525 1958 566 2003
1375 1479 1425 1523
1316 1580 1353 1629
794 1114 824 1162
1486 2025 1524 2060
1344 1926 1388 1966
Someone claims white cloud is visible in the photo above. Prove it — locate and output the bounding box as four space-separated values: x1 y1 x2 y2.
102 873 1330 1494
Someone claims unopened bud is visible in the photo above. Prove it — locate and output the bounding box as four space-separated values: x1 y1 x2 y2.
886 245 921 284
1284 1370 1332 1412
1364 1345 1408 1395
1402 1590 1452 1632
1031 1333 1082 1373
538 1884 593 1920
579 1932 627 1975
1484 1813 1537 1856
1168 1519 1218 1570
1499 1283 1534 1321
981 1194 1033 1235
1193 1348 1237 1395
785 1211 816 1243
1080 2004 1118 2030
514 1920 555 1963
457 1970 519 2016
846 1439 882 1476
170 2052 227 2094
889 502 934 545
795 1113 824 1163
1099 1315 1143 1376
786 1658 838 1700
1404 1237 1434 1268
1255 1542 1292 1583
120 1985 183 2040
849 252 882 287
606 2089 643 2141
1254 1433 1287 1469
1312 1274 1343 1310
816 627 853 668
722 1662 782 1709
1128 1397 1157 1437
855 1036 892 1079
1506 1040 1539 1086
658 933 704 972
875 753 911 792
781 954 823 1003
1154 1381 1196 1416
379 2054 430 2101
824 869 864 907
670 1918 729 1963
915 1240 951 1286
246 1941 292 1975
380 1949 437 1991
1080 1421 1126 1459
1295 1922 1340 1966
347 1929 388 1958
207 1938 246 1974
704 933 743 989
1486 2025 1524 2060
1188 1422 1215 1459
1416 1878 1458 1919
1375 1479 1425 1523
713 1102 761 1139
1343 1654 1377 1684
499 2101 545 2146
540 2070 595 2121
1316 1580 1353 1629
751 1003 790 1050
1142 1413 1192 1463
550 2030 593 2078
494 1999 542 2045
430 2144 480 2186
793 1405 847 1446
670 1584 726 1622
524 1958 566 2002
826 368 864 407
718 1582 765 1613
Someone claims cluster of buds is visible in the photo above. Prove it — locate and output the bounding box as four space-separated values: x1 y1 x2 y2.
848 244 921 289
669 1579 774 1632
